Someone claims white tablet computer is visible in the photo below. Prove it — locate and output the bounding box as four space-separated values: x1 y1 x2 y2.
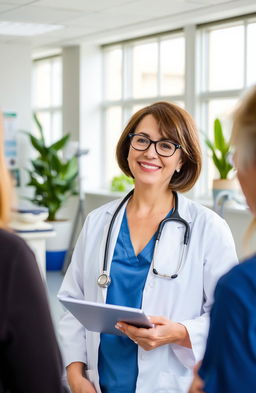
58 296 153 336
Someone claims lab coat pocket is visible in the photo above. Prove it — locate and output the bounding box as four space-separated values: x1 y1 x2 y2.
158 372 193 393
86 369 101 393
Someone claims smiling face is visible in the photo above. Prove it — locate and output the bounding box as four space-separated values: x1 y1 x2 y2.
127 114 182 189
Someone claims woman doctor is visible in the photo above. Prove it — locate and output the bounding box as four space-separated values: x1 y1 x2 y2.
58 101 237 393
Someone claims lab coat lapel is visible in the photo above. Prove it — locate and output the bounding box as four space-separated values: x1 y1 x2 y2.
97 198 129 302
176 192 193 224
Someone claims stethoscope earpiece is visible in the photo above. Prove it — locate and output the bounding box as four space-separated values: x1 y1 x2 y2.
153 267 178 279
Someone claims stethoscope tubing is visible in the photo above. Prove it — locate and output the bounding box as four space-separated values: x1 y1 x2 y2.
102 190 134 273
98 189 190 287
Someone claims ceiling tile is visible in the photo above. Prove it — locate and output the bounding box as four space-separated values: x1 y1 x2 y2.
102 0 200 20
34 26 89 41
1 0 37 4
35 0 134 12
0 4 82 24
0 0 255 48
67 11 145 29
186 0 232 4
0 4 19 13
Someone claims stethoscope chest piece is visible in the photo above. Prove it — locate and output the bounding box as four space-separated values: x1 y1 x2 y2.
97 272 111 288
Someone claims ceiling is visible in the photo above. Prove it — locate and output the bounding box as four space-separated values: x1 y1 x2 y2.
0 0 256 48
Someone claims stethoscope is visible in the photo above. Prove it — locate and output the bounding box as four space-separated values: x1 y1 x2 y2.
97 190 190 288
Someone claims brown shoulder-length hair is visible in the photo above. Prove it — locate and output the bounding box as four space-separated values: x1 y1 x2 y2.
0 112 12 228
116 101 202 192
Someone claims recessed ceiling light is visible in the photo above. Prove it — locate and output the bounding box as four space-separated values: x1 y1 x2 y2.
0 21 63 37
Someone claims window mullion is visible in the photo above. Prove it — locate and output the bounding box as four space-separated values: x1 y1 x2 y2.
123 44 133 125
157 37 161 96
101 108 107 187
102 49 107 102
100 51 106 186
203 29 209 94
244 19 248 87
198 26 211 198
184 25 196 118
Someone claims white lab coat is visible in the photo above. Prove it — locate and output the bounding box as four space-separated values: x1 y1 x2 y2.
58 193 237 393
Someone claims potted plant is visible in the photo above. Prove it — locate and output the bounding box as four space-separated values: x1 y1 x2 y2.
204 118 238 202
25 114 78 270
111 174 134 192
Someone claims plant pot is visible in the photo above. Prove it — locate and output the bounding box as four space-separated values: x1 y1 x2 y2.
46 220 72 271
212 178 240 209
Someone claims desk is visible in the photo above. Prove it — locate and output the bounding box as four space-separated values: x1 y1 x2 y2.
18 230 55 279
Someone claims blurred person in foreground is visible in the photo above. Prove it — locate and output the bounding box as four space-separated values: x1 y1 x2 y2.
189 86 256 393
0 112 67 393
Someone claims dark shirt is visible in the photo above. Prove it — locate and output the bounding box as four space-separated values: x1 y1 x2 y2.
0 229 65 393
199 254 256 393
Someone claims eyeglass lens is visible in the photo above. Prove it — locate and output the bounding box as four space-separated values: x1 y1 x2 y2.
130 134 177 157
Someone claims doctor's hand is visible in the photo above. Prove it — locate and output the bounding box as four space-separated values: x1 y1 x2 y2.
115 316 191 350
188 362 205 393
69 376 97 393
67 362 97 393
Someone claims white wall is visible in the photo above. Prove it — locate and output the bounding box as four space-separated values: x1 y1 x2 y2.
80 43 102 190
0 42 32 195
63 46 80 141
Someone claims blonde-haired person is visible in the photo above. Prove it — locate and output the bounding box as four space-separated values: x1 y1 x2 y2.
0 115 12 227
58 102 237 393
0 112 67 393
189 86 256 393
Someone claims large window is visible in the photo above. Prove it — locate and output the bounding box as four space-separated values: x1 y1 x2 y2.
102 32 185 186
199 16 256 195
32 55 62 145
97 15 256 196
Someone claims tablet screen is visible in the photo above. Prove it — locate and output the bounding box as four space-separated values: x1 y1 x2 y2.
59 296 153 336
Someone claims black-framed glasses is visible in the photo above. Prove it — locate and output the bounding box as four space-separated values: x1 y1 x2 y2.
128 133 181 157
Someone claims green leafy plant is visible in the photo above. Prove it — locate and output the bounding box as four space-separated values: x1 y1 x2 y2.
204 118 233 179
25 114 78 221
111 174 134 192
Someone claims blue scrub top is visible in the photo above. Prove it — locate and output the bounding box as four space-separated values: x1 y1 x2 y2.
98 208 172 393
199 254 256 393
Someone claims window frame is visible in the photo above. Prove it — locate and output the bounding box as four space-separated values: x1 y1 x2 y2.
101 30 186 188
197 14 256 197
95 13 256 196
32 54 63 145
